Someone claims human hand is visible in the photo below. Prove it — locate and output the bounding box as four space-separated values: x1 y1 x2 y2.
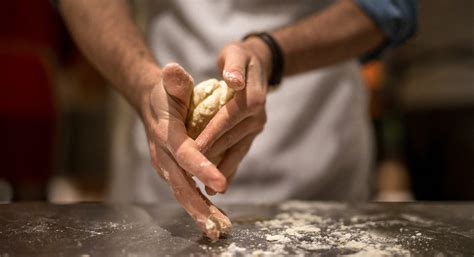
141 63 231 240
195 38 272 194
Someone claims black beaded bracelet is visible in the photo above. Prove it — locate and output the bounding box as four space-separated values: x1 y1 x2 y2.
243 32 284 87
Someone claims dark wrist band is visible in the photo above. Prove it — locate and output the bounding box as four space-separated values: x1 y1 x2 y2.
243 32 284 86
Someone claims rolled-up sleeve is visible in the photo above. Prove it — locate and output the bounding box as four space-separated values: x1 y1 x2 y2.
355 0 417 58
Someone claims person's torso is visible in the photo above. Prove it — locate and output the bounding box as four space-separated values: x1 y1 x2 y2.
108 0 373 203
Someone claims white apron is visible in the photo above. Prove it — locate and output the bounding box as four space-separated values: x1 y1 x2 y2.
108 0 374 203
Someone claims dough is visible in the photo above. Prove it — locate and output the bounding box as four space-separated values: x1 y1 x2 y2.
186 79 235 142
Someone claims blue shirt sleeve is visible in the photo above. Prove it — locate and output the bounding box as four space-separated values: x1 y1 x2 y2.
355 0 417 59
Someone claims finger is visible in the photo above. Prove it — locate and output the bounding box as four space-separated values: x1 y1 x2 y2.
218 133 258 183
244 58 268 98
206 112 265 158
196 58 266 153
167 121 227 192
154 147 211 230
162 63 194 108
218 45 250 90
155 147 230 240
194 97 247 153
205 186 216 196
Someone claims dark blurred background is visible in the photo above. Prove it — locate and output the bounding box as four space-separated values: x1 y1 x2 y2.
0 0 472 203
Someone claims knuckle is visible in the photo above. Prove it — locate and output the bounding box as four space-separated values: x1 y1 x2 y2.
247 61 256 70
174 147 188 162
247 95 266 113
249 57 262 70
223 133 235 145
224 43 244 54
253 120 265 134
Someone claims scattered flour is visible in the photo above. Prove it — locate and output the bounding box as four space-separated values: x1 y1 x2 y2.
220 243 247 257
217 201 434 256
265 234 290 244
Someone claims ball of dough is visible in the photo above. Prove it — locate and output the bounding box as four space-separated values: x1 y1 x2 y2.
186 79 235 140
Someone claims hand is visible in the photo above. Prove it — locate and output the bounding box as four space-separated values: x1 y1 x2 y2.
195 38 272 194
141 63 231 239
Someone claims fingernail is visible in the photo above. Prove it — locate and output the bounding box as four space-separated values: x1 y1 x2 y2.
205 186 217 196
223 70 244 89
211 177 227 193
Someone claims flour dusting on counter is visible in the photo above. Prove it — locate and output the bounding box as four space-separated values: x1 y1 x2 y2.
216 201 441 256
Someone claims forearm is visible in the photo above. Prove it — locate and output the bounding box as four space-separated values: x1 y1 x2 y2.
59 0 160 112
272 0 385 75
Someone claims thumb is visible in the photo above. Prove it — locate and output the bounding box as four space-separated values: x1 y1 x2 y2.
162 63 194 108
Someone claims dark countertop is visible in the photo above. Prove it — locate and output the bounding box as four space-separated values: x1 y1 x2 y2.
0 202 473 256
